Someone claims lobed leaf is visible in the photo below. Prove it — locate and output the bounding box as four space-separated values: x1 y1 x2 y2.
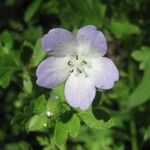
0 54 20 88
78 108 115 130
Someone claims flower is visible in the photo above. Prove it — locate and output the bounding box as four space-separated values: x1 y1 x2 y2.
36 25 119 110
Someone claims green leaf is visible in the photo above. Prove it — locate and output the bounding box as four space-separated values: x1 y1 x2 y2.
54 113 80 146
131 46 150 70
23 41 34 50
46 99 64 118
54 121 68 146
24 0 42 23
24 26 43 42
11 107 33 127
11 112 30 126
0 54 20 88
78 108 115 129
53 84 66 101
109 19 141 39
68 114 80 137
31 95 47 114
23 71 33 93
30 39 46 66
0 31 13 53
4 141 30 150
27 114 48 132
128 61 150 107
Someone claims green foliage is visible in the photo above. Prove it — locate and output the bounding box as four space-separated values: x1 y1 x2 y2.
27 114 48 132
0 31 13 52
78 108 115 130
53 84 66 102
54 121 68 146
54 114 80 146
67 114 80 137
23 71 33 93
24 0 42 23
4 141 30 150
30 39 46 66
131 46 150 70
109 19 141 39
0 0 149 149
31 95 47 114
128 61 150 107
0 54 20 88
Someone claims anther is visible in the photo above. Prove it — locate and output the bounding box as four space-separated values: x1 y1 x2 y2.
77 68 82 74
69 69 74 73
76 55 79 60
82 60 87 64
68 61 73 66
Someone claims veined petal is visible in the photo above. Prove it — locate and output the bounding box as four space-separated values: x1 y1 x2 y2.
36 57 70 88
87 57 119 89
65 72 96 110
41 28 76 57
76 25 107 56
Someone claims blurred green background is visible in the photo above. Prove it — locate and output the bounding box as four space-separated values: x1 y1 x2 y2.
0 0 150 149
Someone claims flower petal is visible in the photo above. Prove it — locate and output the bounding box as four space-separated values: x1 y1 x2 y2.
36 57 70 88
76 25 107 56
87 57 119 89
41 28 75 56
65 72 96 110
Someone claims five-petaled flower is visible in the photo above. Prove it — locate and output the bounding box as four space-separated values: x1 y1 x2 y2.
36 25 119 110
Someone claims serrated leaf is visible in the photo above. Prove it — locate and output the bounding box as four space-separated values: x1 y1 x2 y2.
109 19 141 39
24 0 42 23
27 114 48 132
131 46 150 70
78 108 115 129
0 54 20 88
128 61 150 107
31 39 46 66
54 113 81 146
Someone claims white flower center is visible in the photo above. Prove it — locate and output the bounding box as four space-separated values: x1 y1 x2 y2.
67 54 90 77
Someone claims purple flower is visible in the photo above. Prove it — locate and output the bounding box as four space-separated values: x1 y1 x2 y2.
36 25 119 110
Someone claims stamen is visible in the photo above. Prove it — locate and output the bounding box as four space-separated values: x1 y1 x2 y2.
77 68 82 74
68 61 73 66
69 69 74 73
76 55 79 60
82 60 87 64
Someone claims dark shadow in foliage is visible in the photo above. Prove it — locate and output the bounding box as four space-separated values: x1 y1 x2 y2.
59 111 74 123
92 108 111 122
92 91 111 122
21 45 33 65
92 91 101 108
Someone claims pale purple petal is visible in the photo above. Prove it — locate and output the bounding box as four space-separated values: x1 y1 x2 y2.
76 25 107 56
87 57 119 89
41 28 75 56
65 72 96 110
36 57 70 88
